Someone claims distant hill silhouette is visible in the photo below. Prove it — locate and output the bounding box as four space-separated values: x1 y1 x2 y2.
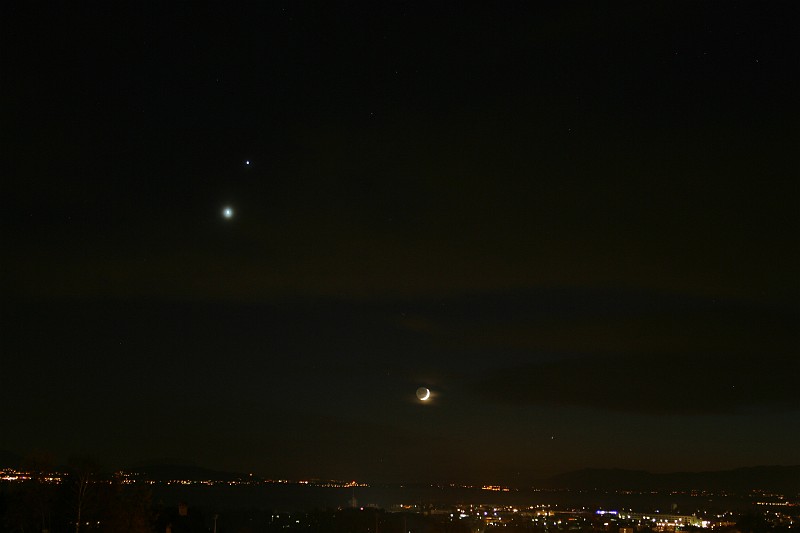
128 463 247 482
543 466 800 494
0 451 21 469
2 451 797 494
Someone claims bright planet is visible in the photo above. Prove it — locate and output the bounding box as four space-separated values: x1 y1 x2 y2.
416 387 431 401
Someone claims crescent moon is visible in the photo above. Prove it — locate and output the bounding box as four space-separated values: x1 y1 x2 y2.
417 387 431 401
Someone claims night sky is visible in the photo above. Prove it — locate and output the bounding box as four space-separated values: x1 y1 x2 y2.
2 2 798 484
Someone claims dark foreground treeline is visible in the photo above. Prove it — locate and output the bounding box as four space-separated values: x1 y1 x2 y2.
0 471 152 532
2 480 792 533
0 474 471 533
0 459 791 533
0 461 469 533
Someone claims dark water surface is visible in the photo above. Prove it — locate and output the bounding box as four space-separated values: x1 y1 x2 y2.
151 484 756 513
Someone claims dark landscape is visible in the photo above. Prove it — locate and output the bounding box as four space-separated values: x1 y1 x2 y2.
3 1 798 532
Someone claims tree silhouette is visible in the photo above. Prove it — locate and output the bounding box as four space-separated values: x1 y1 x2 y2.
66 455 101 533
2 452 59 532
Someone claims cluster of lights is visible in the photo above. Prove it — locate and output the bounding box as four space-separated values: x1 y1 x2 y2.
481 485 511 492
383 503 800 532
79 474 371 488
0 469 64 483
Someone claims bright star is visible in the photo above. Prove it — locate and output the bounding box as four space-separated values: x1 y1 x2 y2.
222 207 234 219
245 160 250 166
